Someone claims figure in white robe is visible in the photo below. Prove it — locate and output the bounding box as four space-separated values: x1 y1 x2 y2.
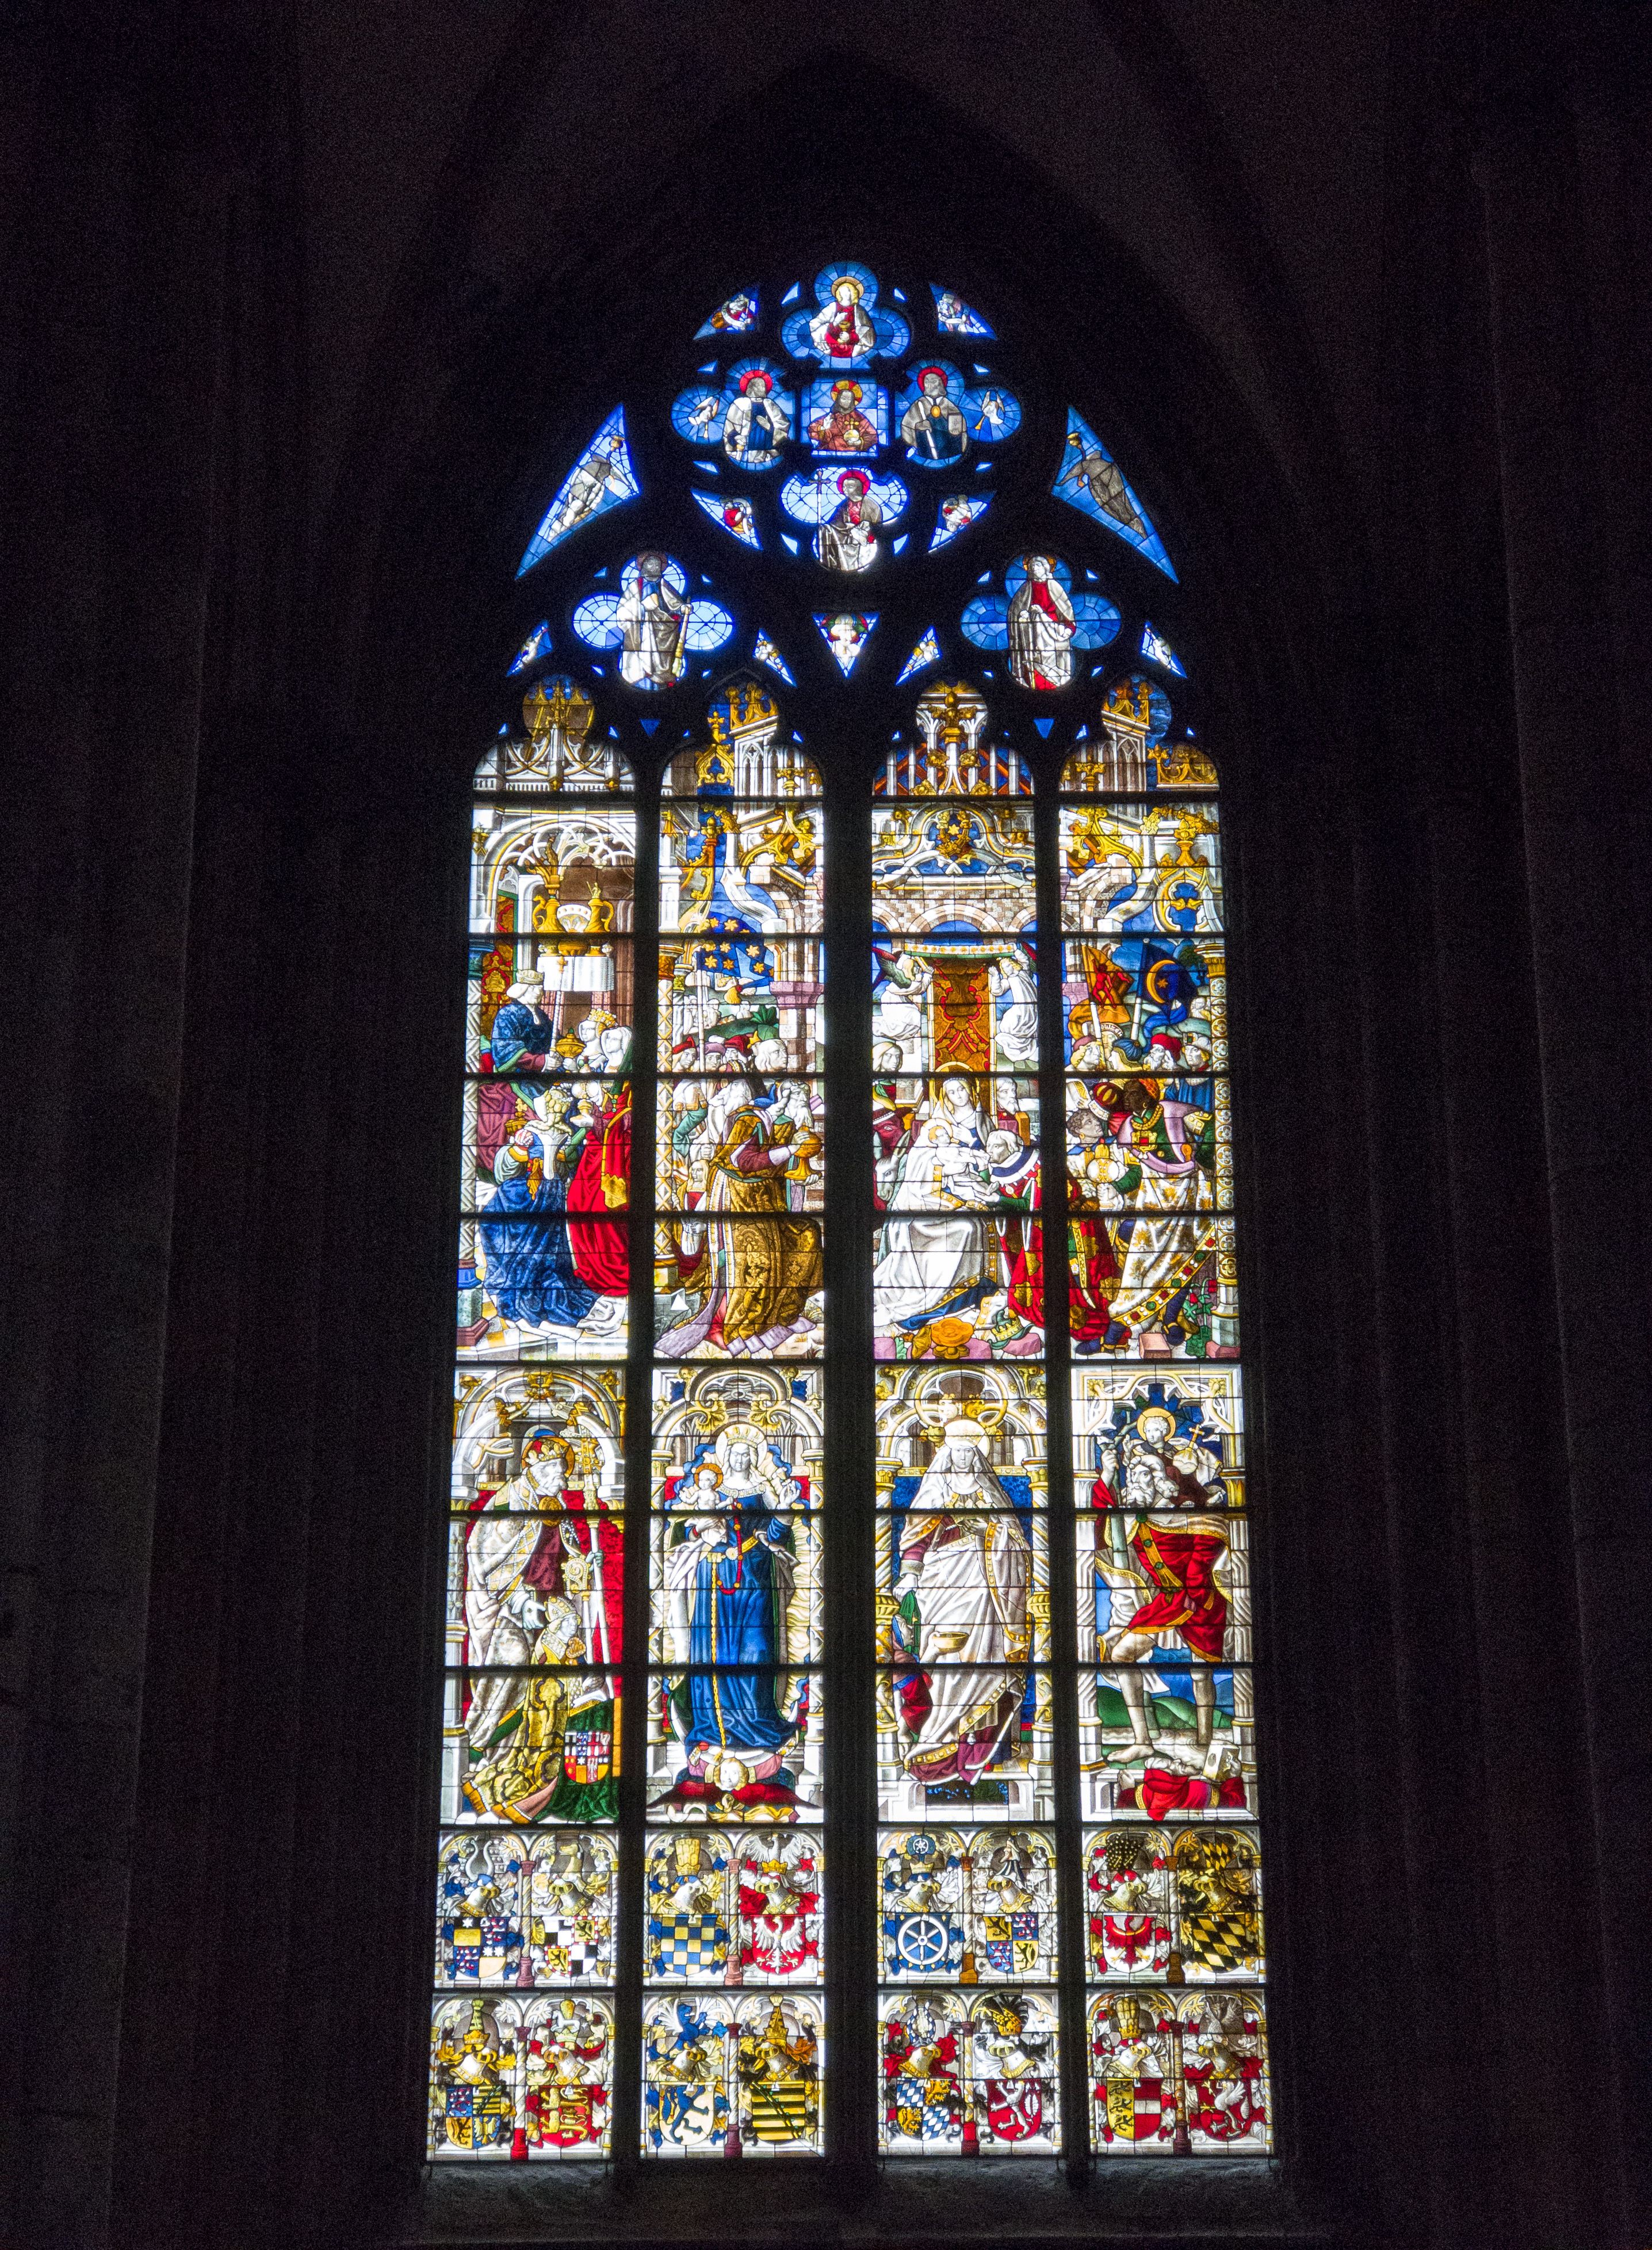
872 1122 999 1335
988 954 1039 1064
617 555 688 688
894 1418 1030 1788
1005 556 1076 690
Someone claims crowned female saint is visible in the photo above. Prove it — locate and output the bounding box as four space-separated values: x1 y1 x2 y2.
808 275 874 359
893 1408 1030 1793
815 469 882 572
660 1433 807 1809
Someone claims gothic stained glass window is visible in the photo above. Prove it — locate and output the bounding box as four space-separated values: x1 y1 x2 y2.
431 263 1270 2171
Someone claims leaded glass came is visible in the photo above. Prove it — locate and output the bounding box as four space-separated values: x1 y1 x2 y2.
429 261 1268 2168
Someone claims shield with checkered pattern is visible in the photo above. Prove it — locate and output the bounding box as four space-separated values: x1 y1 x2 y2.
647 1909 730 1977
1179 1911 1259 1974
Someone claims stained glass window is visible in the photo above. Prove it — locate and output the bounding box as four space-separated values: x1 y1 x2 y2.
433 263 1267 2171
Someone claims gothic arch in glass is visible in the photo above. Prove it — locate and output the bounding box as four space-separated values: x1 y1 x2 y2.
432 262 1267 2169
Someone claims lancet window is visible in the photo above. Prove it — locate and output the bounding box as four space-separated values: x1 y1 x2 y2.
430 263 1268 2171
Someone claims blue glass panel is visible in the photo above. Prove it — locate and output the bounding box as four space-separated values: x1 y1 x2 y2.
782 263 911 364
961 557 1119 688
930 493 992 550
893 362 1020 469
814 613 875 675
1053 409 1177 580
1140 623 1186 677
930 284 995 338
671 361 793 470
509 621 552 674
518 407 640 576
695 288 759 338
572 556 733 687
896 629 942 686
783 465 905 522
752 632 795 685
802 376 888 455
692 490 760 549
783 466 906 574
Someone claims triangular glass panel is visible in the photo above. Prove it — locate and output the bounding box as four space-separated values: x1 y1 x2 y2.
695 288 759 338
695 459 720 476
893 534 908 554
1141 621 1187 676
693 489 761 549
930 492 992 551
507 620 552 674
753 632 796 685
698 361 718 374
781 534 800 555
517 406 640 575
893 287 908 302
1053 407 1177 578
640 719 661 735
895 628 943 685
1034 717 1056 737
781 282 801 305
930 284 995 338
815 612 875 675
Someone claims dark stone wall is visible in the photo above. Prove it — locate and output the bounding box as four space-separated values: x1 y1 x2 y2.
1 4 1647 2246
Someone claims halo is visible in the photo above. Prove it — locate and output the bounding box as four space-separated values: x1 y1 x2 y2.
838 467 870 494
1134 1407 1176 1442
916 364 949 390
738 368 771 394
833 276 864 301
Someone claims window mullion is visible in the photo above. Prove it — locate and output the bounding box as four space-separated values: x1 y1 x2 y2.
820 753 876 2179
1033 774 1091 2172
613 755 662 2173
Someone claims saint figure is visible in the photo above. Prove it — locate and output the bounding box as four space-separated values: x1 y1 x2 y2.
900 366 968 465
808 274 874 358
809 379 877 452
479 1123 602 1330
617 554 688 688
722 370 785 468
893 1413 1030 1791
661 1440 803 1805
656 1079 824 1353
1005 555 1076 689
814 469 881 572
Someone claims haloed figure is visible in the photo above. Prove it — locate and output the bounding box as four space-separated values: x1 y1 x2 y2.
722 369 785 468
617 553 688 688
1006 555 1076 689
816 469 881 572
901 366 968 465
809 274 874 358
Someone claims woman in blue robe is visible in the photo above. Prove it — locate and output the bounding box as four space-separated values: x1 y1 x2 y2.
479 1125 599 1328
663 1462 799 1780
